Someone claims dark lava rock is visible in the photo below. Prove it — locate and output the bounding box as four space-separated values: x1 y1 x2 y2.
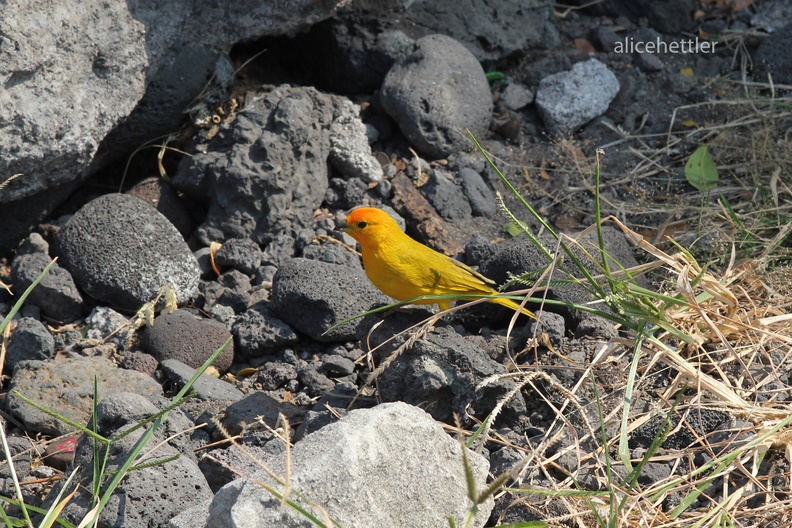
753 22 792 85
51 421 212 528
255 362 298 390
270 257 390 342
421 170 472 222
321 354 356 377
201 269 252 314
297 364 335 397
174 85 379 246
93 391 201 462
126 176 195 238
10 252 84 322
53 193 200 312
380 34 492 159
214 237 262 275
525 310 566 348
458 168 497 217
592 0 697 34
364 315 527 428
575 315 618 340
230 301 298 358
631 409 729 451
143 309 234 373
6 317 55 371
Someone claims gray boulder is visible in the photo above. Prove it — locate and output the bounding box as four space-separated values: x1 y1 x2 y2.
0 0 343 253
203 402 492 528
174 85 381 245
270 258 390 342
380 34 492 159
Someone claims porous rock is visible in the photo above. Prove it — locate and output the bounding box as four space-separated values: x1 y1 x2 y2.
230 301 299 358
270 258 390 342
380 34 493 159
364 319 528 427
143 309 234 372
174 85 380 245
50 423 212 528
0 0 146 209
0 0 345 253
53 193 200 312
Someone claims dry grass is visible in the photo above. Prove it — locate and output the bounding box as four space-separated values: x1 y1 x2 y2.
472 75 792 527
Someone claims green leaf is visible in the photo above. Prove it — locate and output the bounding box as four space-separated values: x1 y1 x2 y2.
486 71 507 83
684 145 719 191
504 221 523 237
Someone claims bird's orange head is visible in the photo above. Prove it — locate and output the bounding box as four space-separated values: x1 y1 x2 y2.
341 207 401 250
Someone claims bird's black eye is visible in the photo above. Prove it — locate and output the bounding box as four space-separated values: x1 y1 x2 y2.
357 221 367 229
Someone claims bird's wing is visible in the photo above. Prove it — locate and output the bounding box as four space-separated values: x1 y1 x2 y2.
407 245 498 295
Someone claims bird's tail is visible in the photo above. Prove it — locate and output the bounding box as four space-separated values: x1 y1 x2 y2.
490 296 536 319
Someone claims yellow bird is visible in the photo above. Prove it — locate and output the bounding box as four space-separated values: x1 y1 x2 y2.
341 207 534 318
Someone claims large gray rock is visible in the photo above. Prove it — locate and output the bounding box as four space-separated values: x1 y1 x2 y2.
7 356 163 436
0 0 146 205
204 403 492 528
174 85 381 245
270 258 390 342
535 59 620 136
0 0 343 253
54 193 200 312
380 34 492 159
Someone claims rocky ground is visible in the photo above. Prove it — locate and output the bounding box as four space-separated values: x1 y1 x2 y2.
1 1 792 527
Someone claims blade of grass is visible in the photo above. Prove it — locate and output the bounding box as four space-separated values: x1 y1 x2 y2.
0 420 32 528
0 259 57 334
80 338 231 527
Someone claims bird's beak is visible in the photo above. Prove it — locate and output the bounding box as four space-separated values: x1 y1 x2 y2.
336 220 351 234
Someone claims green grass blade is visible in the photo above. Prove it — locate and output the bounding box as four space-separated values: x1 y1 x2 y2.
0 259 57 334
82 337 232 527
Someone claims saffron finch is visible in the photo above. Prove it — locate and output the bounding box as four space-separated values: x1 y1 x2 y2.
342 207 534 318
